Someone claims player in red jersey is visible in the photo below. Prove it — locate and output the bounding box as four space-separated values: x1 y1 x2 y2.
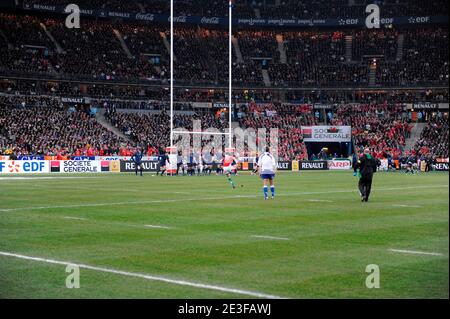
223 149 237 189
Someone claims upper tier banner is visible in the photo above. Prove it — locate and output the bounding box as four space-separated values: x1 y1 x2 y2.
21 3 448 28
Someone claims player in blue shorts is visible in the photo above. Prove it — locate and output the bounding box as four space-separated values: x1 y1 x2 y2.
156 150 170 176
131 148 143 177
256 147 277 200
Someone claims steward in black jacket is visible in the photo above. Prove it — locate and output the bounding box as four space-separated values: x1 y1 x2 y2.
356 149 380 202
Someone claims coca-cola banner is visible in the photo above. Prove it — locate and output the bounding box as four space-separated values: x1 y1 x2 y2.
302 126 352 143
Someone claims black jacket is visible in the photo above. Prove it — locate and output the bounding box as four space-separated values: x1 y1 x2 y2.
357 154 379 179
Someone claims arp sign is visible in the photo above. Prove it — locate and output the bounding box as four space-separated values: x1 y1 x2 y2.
328 160 352 170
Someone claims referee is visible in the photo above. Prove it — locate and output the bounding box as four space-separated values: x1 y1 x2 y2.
256 147 277 200
356 148 380 202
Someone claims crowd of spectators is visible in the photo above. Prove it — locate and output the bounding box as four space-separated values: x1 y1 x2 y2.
376 28 449 86
285 89 450 105
412 114 449 159
237 102 315 160
0 95 126 156
2 78 448 105
257 0 447 19
331 103 411 159
104 104 229 152
352 29 398 61
1 94 448 161
0 13 448 88
0 3 448 162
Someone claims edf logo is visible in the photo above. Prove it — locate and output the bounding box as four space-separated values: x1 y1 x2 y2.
22 162 46 172
0 161 48 174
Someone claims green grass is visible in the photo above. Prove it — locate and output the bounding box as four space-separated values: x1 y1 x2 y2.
0 171 448 299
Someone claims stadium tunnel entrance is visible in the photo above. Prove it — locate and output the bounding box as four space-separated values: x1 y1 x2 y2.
305 142 353 160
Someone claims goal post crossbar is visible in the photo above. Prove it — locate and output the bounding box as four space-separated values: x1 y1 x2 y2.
172 131 231 136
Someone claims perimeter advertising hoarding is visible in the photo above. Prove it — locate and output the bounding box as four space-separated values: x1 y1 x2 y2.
299 161 328 170
50 161 103 173
120 161 159 172
0 161 50 174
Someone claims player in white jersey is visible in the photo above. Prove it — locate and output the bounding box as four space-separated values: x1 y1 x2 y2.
256 147 277 200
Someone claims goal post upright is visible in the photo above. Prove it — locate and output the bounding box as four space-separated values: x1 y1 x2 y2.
170 0 174 149
228 0 233 151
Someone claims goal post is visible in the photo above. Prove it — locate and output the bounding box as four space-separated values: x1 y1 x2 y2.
168 0 234 153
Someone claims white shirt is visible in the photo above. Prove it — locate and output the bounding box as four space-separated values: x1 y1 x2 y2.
257 152 276 174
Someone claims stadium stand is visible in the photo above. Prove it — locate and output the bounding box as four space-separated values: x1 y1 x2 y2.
331 103 411 159
412 115 449 159
0 1 448 163
0 95 126 156
0 13 447 87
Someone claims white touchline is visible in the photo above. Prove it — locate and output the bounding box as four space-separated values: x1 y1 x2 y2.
63 216 87 221
0 177 105 181
388 249 445 256
308 199 334 203
0 251 287 299
392 204 422 208
251 235 290 241
0 185 447 213
144 224 173 229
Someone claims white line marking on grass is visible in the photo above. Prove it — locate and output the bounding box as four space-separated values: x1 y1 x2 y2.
388 249 444 256
0 251 287 299
392 204 422 208
63 216 87 221
0 177 103 181
251 235 290 241
307 199 334 203
0 185 447 213
144 224 173 229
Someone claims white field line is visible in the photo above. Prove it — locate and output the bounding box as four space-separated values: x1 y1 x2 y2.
251 235 290 241
0 185 447 213
63 216 87 221
0 251 286 299
388 249 445 256
307 199 334 203
392 204 422 208
144 224 173 229
64 217 173 231
0 177 105 181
